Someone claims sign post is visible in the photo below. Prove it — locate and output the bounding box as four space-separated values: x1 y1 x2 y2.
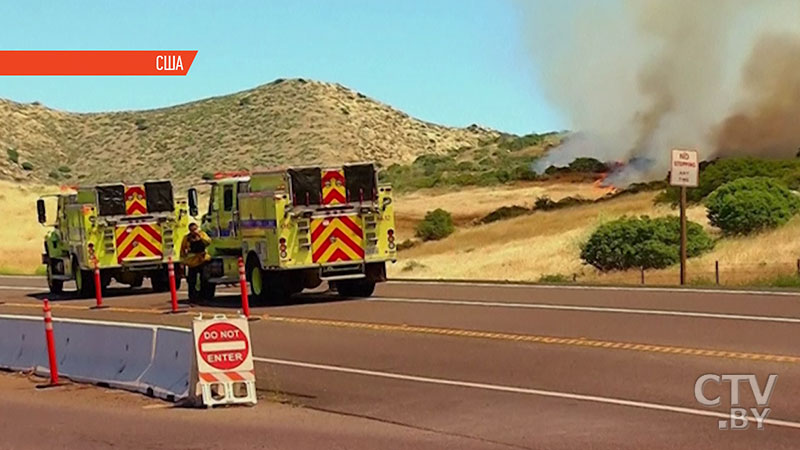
192 314 257 407
670 149 699 285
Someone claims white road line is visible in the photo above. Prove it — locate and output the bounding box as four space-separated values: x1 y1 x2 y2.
0 286 43 291
373 297 800 325
255 356 800 430
387 280 800 297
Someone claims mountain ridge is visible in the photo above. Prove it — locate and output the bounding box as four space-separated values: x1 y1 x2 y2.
0 78 500 186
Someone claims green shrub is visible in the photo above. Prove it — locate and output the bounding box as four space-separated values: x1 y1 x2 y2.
396 239 417 251
57 165 71 173
580 216 714 271
6 148 18 164
538 273 571 283
658 157 800 204
201 172 214 180
481 205 530 224
21 162 34 171
705 177 800 235
568 157 608 173
48 170 60 179
134 118 148 131
415 208 455 241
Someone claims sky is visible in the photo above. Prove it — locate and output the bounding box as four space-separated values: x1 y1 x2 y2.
0 0 565 135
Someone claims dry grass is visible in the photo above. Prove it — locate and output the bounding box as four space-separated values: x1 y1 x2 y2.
388 190 732 283
0 181 56 274
394 181 616 239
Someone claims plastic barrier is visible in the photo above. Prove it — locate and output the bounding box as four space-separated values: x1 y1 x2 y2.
0 314 192 402
0 316 48 371
54 321 155 390
139 328 193 401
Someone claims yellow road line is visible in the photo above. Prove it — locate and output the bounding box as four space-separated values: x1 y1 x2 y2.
3 301 798 364
2 302 165 315
266 315 800 364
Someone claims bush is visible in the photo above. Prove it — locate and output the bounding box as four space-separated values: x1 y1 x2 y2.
6 148 18 164
21 162 34 171
48 170 60 179
581 216 714 271
201 172 214 180
658 157 800 204
396 239 417 251
134 118 148 131
481 205 530 224
705 177 800 235
415 208 455 241
57 165 71 173
538 273 571 283
568 157 608 173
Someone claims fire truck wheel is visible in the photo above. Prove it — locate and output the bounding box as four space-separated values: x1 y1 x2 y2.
248 264 266 303
46 264 63 294
337 279 376 298
75 269 95 298
200 278 216 301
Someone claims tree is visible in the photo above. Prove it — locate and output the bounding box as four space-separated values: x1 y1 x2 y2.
581 216 714 271
705 177 800 235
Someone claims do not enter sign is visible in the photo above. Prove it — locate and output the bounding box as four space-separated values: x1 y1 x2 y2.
193 316 254 374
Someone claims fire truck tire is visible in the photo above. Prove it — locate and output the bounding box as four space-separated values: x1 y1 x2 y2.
248 263 266 304
337 279 376 298
75 269 95 298
46 264 63 294
200 278 216 301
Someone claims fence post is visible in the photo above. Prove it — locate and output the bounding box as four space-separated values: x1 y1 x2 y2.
715 261 720 285
796 258 800 276
640 267 645 285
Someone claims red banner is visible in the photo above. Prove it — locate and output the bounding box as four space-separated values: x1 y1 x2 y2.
0 51 197 76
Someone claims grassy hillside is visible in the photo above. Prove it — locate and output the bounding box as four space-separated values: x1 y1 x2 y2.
389 188 800 286
0 181 54 275
0 78 499 186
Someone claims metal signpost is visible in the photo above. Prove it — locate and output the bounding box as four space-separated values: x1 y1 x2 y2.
670 149 699 285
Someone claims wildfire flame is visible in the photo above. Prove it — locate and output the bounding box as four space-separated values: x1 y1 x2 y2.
593 172 618 195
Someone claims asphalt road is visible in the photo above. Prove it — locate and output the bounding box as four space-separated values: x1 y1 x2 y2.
1 275 800 449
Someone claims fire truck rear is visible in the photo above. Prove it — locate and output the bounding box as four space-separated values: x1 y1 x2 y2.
188 163 396 303
38 181 190 296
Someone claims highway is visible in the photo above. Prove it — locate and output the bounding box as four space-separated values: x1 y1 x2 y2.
1 275 800 449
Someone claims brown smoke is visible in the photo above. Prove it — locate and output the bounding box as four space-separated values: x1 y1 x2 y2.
714 33 800 157
518 0 800 176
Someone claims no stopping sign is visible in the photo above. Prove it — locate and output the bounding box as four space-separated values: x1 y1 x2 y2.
193 316 254 374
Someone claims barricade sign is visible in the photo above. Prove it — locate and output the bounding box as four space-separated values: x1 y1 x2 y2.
192 314 257 407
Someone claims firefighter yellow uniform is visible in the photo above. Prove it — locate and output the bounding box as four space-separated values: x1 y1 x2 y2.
180 230 212 268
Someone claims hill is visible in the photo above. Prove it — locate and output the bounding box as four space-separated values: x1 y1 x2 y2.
0 78 499 186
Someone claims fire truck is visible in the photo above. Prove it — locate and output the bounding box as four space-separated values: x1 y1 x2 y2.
187 163 397 303
37 181 190 296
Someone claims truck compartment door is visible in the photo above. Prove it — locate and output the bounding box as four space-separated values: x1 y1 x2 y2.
114 222 163 263
310 214 365 264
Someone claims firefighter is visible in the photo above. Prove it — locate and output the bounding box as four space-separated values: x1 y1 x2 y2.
180 222 211 301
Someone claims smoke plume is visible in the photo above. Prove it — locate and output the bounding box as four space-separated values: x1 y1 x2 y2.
518 0 800 180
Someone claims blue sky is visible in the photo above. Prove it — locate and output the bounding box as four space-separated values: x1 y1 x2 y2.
0 1 565 134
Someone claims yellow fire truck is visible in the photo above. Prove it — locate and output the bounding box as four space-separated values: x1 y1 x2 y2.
187 163 397 303
38 181 190 296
